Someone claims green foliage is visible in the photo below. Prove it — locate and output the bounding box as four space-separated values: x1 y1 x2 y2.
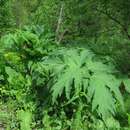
17 110 32 130
0 26 130 129
39 47 127 121
1 0 130 129
0 28 54 129
88 35 130 74
46 49 93 102
42 110 52 130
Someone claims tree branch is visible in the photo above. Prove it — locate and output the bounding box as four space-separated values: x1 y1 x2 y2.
96 8 130 39
55 3 64 44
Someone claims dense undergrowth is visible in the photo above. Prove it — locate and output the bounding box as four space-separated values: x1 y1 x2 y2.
0 26 130 130
1 0 130 129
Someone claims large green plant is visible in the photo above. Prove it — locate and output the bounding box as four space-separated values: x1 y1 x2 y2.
39 48 127 120
1 28 130 129
0 28 54 129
